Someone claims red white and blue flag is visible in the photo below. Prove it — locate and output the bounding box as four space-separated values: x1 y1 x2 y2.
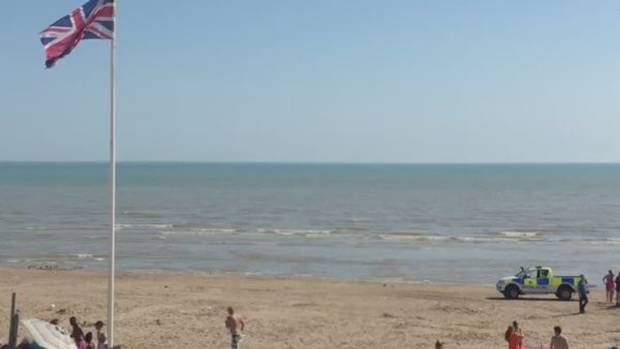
40 0 115 68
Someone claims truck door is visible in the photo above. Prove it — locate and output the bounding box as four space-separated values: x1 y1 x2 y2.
524 276 537 289
536 269 550 293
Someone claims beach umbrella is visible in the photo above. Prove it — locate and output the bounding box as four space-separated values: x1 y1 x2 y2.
21 319 78 349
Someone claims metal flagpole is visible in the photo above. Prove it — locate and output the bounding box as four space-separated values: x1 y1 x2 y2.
107 1 117 347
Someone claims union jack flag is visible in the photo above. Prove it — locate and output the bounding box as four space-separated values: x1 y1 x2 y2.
40 0 115 68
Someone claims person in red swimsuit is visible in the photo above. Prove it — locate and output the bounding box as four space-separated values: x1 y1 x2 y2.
603 270 615 303
508 321 523 349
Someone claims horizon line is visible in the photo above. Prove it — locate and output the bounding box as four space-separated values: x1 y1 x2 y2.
1 160 620 166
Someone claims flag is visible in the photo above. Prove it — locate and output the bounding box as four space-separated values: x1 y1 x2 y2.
40 0 115 68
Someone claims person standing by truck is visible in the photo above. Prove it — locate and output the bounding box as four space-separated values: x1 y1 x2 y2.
603 270 615 304
578 275 589 314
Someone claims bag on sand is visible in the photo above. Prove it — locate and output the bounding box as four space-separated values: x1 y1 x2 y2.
505 327 513 342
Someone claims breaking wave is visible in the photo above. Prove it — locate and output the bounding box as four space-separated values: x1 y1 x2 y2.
116 223 174 230
160 228 239 237
257 228 333 238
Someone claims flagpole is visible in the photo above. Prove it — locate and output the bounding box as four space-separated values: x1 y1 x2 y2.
107 2 117 347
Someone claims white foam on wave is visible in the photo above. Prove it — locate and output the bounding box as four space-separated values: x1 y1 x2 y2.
257 228 333 238
498 231 540 238
379 232 540 243
117 223 173 230
452 236 513 243
160 228 238 237
586 237 620 245
379 233 450 242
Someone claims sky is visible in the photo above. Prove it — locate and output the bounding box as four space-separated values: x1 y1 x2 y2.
2 1 620 163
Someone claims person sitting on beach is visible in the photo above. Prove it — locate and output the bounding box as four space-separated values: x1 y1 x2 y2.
508 321 523 349
225 306 245 349
549 326 569 349
70 316 85 347
435 340 444 349
603 270 615 303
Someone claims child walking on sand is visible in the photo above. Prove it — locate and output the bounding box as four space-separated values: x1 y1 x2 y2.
225 307 245 349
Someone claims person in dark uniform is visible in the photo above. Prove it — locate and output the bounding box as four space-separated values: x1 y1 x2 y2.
578 275 588 314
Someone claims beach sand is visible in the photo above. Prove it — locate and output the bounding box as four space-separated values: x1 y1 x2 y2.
0 268 617 349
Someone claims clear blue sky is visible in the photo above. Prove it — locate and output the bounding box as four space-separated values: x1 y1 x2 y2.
2 1 620 163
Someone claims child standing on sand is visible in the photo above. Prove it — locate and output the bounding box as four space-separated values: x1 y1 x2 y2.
94 321 107 349
549 326 569 349
225 306 245 349
84 332 95 349
603 270 615 303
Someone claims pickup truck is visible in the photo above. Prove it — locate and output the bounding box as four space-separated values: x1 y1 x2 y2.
496 266 586 301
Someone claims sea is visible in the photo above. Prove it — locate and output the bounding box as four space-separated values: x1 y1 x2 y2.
1 162 619 284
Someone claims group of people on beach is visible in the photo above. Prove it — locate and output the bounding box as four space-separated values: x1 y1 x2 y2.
498 269 620 349
66 308 244 349
602 270 620 306
68 317 108 349
502 321 620 349
1 308 244 349
0 317 107 349
504 322 569 349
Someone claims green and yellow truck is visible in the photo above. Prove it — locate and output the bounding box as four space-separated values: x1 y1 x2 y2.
496 266 586 301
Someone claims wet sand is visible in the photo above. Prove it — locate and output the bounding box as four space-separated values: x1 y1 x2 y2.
0 268 617 348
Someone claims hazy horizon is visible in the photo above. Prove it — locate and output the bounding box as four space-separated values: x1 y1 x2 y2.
2 160 620 165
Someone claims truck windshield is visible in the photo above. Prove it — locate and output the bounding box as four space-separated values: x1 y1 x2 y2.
516 270 531 278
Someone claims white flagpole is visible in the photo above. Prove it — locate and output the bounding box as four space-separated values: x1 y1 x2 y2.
107 1 117 347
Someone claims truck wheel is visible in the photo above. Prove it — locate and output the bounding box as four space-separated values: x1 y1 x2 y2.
556 286 572 301
504 285 520 300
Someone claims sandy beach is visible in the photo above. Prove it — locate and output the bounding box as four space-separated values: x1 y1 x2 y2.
0 268 617 348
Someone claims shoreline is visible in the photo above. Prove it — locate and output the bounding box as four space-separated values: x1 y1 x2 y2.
1 267 618 349
5 263 499 287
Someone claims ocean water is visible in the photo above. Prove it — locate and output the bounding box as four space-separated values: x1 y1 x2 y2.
1 162 620 284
